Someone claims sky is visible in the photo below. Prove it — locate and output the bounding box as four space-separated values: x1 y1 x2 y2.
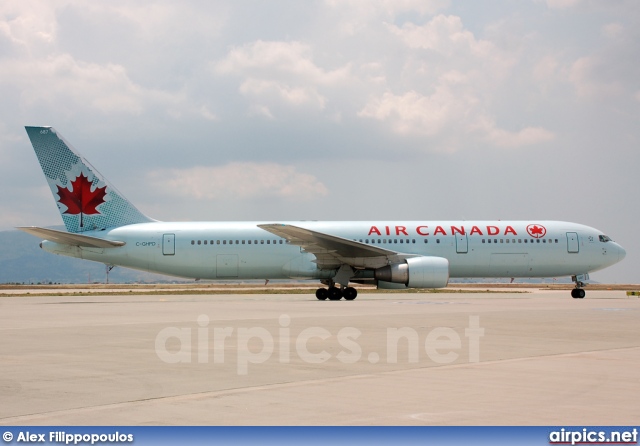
1 0 638 283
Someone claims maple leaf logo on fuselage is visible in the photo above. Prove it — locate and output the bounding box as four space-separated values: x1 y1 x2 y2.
526 224 547 238
56 172 107 228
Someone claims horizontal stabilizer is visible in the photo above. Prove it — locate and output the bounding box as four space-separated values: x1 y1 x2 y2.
17 226 125 248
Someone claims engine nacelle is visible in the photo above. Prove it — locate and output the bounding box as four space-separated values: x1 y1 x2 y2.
375 256 449 289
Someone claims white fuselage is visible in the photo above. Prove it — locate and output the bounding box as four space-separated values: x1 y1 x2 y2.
41 221 626 282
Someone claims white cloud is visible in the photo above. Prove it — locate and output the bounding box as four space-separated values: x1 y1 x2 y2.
215 40 350 85
239 79 326 109
248 104 275 119
358 13 553 149
601 22 624 39
324 0 450 35
199 105 218 121
389 15 489 56
472 116 555 148
569 56 624 98
359 88 475 137
1 52 211 118
214 40 350 115
359 88 555 148
387 14 514 80
148 163 329 201
0 0 58 47
545 0 582 9
533 56 560 84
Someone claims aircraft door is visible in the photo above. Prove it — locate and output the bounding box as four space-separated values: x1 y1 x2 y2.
566 232 579 253
456 234 468 254
162 233 175 255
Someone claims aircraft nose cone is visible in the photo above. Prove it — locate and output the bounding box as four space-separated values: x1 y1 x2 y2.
618 244 626 262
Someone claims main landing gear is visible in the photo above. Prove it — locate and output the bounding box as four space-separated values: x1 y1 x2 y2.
571 275 586 299
315 284 358 301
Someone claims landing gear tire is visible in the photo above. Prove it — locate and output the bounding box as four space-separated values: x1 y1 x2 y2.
571 288 586 299
343 287 358 300
315 288 328 300
328 287 343 300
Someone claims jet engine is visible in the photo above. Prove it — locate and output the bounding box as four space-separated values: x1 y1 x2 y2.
374 256 449 289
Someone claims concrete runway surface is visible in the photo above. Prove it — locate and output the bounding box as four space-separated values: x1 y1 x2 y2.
0 289 638 425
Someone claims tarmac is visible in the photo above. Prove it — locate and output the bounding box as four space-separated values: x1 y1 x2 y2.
0 289 638 425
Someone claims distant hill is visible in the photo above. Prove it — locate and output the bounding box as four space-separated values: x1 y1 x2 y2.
0 229 184 284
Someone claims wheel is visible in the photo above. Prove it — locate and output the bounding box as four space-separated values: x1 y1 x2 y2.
315 288 328 300
343 287 358 300
328 287 343 300
571 289 585 298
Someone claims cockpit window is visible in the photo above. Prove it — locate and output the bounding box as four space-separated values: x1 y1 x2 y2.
599 235 612 242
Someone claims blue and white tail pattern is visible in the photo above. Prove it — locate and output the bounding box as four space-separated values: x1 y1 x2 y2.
25 126 152 233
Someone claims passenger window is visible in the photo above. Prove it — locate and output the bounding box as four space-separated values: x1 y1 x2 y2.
261 240 264 244
425 239 428 243
436 239 440 244
191 240 195 245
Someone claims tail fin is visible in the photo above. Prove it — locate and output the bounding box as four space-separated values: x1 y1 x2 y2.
25 126 153 233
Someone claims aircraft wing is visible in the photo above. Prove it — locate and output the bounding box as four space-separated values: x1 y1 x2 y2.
17 227 126 248
258 223 410 269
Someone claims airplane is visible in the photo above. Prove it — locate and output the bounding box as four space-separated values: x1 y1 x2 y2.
18 126 626 300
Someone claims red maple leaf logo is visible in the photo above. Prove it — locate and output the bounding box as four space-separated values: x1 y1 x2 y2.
56 173 107 227
526 224 546 238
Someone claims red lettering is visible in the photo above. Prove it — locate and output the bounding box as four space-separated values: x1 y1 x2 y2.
368 226 381 236
385 226 390 235
470 226 483 236
451 226 465 235
396 226 408 236
487 226 499 236
416 226 429 236
434 226 447 236
504 225 517 235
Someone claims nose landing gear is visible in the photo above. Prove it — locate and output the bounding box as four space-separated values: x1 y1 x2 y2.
571 288 586 298
571 275 587 298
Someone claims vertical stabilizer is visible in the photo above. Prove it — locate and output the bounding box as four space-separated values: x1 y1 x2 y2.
25 126 153 233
